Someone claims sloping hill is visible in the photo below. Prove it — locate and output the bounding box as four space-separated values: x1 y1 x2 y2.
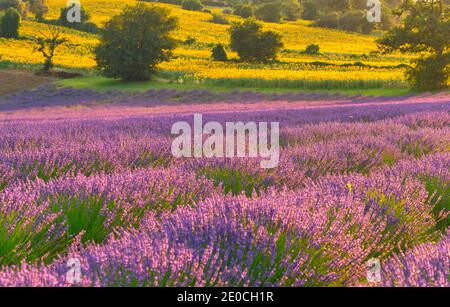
0 0 410 89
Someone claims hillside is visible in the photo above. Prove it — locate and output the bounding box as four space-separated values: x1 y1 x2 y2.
0 0 410 89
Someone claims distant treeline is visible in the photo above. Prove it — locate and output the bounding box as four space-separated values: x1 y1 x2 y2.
141 0 404 34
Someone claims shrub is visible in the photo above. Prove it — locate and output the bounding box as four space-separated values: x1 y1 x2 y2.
29 0 48 21
141 0 182 4
0 0 20 10
281 0 302 21
302 1 318 20
229 19 283 63
209 13 228 25
201 0 227 7
58 3 90 26
94 4 178 81
181 0 203 11
232 4 253 18
377 0 449 90
211 43 227 61
406 55 449 91
314 11 339 29
183 35 196 45
304 43 320 55
338 10 366 33
254 2 282 23
0 7 20 39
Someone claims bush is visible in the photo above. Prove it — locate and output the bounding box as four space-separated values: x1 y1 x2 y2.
282 0 302 21
229 19 283 63
304 43 320 55
254 2 282 23
211 43 228 61
183 35 196 45
0 7 20 38
314 12 339 29
233 4 253 18
58 3 90 26
302 1 318 20
201 0 227 7
141 0 182 4
181 0 203 11
94 4 178 81
29 0 48 21
338 10 366 33
209 13 228 24
406 55 449 91
0 0 20 10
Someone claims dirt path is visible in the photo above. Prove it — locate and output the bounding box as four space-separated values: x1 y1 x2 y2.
0 70 55 96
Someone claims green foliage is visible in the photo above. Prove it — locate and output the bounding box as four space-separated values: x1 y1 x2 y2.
233 4 253 18
28 0 48 21
339 11 369 32
304 43 320 55
32 27 67 72
183 35 196 45
201 167 271 197
211 43 228 61
422 176 450 233
316 0 351 12
406 54 450 91
0 0 20 10
94 4 178 81
281 0 302 21
58 3 90 25
254 2 282 23
314 11 339 29
181 0 203 11
0 210 69 265
209 12 228 24
0 7 20 39
50 195 123 244
229 19 283 63
377 0 449 90
302 1 319 20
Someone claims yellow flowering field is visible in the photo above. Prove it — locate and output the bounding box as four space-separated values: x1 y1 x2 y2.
0 0 411 88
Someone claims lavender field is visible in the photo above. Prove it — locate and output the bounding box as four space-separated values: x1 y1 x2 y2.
0 87 448 287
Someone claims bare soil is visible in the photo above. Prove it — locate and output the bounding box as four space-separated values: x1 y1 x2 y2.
0 70 55 96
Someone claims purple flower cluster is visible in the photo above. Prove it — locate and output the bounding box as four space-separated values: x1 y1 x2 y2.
0 91 448 286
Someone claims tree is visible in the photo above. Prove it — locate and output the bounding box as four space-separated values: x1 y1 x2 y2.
28 0 48 21
94 4 178 81
282 0 302 21
210 13 228 24
229 19 283 62
0 7 20 38
302 1 319 20
0 0 20 10
181 0 203 11
211 44 228 61
32 27 67 72
304 43 320 55
254 2 282 23
233 4 253 18
377 0 449 90
58 3 90 26
314 11 339 28
316 0 350 12
338 10 366 33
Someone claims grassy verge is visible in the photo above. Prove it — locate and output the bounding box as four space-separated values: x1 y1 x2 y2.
58 76 415 97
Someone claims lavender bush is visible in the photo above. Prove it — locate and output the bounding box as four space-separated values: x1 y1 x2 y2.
0 89 448 286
